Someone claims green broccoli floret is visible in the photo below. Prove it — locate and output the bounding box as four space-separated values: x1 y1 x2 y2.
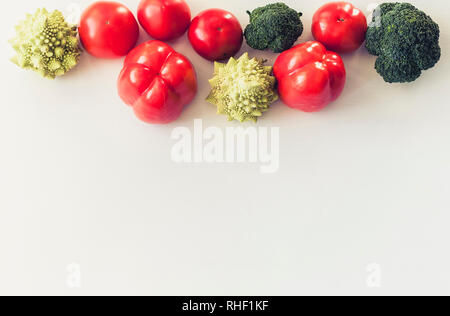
366 3 441 83
244 3 303 53
10 8 82 79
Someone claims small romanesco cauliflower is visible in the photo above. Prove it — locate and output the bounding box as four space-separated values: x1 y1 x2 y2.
10 8 82 79
206 53 278 123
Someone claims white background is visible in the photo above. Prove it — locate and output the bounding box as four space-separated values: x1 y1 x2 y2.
0 0 449 296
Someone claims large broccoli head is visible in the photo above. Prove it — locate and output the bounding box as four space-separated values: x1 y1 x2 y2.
244 3 303 53
10 8 82 79
366 3 440 83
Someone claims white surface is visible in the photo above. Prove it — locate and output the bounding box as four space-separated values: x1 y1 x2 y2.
0 0 449 296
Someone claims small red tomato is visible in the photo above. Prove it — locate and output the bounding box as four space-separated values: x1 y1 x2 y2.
312 2 367 53
188 9 243 61
79 1 139 59
117 41 197 124
137 0 191 41
274 41 346 112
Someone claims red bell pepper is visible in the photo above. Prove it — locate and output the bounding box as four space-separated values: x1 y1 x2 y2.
273 41 346 113
117 40 197 124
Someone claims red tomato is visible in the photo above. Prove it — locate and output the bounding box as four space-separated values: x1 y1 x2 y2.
188 9 243 61
79 1 139 59
117 41 197 124
312 2 367 53
273 41 346 113
137 0 191 41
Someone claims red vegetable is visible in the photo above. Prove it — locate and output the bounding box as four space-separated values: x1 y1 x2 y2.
273 41 346 113
137 0 191 41
188 9 243 61
312 2 367 53
117 41 197 124
79 1 139 59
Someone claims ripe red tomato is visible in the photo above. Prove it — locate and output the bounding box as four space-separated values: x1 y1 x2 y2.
312 2 367 53
137 0 191 41
188 9 243 61
273 41 346 112
79 1 139 59
117 41 197 124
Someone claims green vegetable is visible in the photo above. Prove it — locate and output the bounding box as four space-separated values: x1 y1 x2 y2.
10 8 82 79
206 53 278 123
244 3 303 53
366 3 441 83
